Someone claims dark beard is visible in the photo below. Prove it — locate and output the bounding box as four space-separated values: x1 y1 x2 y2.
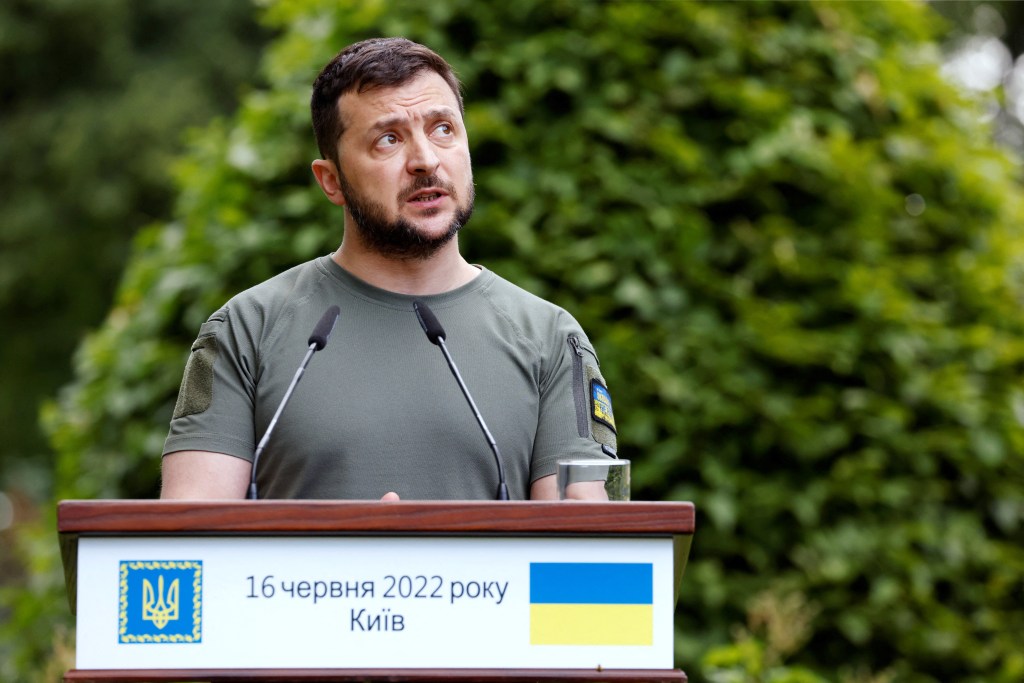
339 172 475 260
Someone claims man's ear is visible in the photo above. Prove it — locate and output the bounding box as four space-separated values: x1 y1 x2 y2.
311 159 347 207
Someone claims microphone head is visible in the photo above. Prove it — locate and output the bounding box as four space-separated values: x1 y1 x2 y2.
308 305 340 350
413 300 446 345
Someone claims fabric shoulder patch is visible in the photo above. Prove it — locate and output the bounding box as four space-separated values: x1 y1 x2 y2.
172 335 220 420
590 379 616 433
583 362 617 452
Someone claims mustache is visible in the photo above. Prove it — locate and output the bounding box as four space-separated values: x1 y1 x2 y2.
398 175 458 202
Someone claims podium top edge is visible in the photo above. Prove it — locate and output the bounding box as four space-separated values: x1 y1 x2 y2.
57 500 695 536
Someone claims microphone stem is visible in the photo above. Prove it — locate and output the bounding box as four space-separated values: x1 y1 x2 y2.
437 338 510 500
247 342 317 500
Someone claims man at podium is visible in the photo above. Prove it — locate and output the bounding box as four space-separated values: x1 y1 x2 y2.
159 38 617 502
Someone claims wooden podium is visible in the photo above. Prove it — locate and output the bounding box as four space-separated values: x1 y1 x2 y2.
58 500 695 682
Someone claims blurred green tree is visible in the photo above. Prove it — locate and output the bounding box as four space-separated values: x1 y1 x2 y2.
0 1 267 678
11 1 1024 681
0 0 268 487
931 1 1024 154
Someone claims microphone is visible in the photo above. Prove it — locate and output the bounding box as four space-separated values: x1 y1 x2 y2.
308 306 340 350
247 305 340 500
413 300 510 501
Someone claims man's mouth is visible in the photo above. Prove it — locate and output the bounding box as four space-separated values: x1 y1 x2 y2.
404 182 453 205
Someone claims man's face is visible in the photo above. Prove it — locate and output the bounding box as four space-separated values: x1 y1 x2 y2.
334 70 474 260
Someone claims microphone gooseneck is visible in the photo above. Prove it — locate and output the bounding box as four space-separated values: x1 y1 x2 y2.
247 305 341 500
412 300 510 501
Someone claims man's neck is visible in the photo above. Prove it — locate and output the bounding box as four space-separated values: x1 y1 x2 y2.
332 238 480 295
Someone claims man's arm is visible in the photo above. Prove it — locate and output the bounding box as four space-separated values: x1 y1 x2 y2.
163 452 404 502
529 473 607 500
161 450 251 499
161 455 606 501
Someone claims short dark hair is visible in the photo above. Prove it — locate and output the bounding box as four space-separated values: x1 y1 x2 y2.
311 37 464 163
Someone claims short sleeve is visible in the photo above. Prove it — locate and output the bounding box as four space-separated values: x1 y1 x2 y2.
162 305 259 461
530 311 616 482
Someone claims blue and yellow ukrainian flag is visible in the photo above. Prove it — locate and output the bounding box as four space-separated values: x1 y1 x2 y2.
529 562 653 646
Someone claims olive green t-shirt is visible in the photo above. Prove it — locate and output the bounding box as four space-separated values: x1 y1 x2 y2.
163 256 615 500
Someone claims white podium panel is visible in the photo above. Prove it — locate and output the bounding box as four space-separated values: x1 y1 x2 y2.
76 535 675 671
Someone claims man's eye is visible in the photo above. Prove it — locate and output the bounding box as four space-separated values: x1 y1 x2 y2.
377 133 399 147
434 123 454 136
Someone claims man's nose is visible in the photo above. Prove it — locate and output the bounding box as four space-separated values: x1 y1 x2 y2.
405 134 440 175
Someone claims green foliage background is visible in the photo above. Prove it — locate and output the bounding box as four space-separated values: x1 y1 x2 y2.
0 0 267 477
5 1 1024 681
0 2 267 678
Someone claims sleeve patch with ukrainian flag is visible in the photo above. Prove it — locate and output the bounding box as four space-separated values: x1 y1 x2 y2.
590 380 616 433
529 562 652 646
